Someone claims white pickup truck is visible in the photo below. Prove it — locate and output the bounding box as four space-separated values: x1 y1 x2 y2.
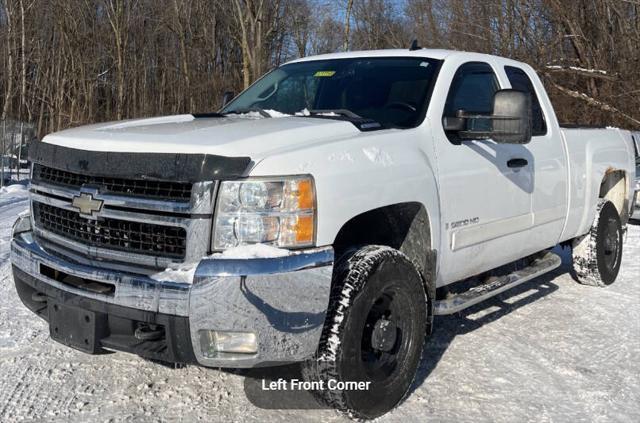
10 49 637 419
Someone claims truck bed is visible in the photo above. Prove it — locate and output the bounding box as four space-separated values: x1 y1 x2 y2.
559 127 636 242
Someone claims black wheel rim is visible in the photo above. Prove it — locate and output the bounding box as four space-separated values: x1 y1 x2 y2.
602 216 621 272
359 283 413 381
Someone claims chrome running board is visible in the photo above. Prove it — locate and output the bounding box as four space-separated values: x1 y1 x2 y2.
434 251 562 315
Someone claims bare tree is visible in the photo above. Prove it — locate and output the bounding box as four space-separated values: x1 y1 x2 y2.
0 0 636 139
232 0 284 88
104 0 133 120
343 0 353 50
289 0 311 57
1 0 14 120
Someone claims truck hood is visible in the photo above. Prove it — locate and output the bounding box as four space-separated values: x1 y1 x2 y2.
42 114 361 160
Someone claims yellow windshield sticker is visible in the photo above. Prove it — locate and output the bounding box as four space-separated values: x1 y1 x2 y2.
314 70 336 77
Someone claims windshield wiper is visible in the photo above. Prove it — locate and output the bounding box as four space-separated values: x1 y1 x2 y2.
307 109 363 119
301 109 383 131
223 107 272 118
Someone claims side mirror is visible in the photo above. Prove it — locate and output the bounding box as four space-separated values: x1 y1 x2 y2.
491 90 532 144
443 89 532 144
222 91 235 107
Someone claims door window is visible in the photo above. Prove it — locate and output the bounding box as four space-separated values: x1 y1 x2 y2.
444 62 499 115
443 62 499 143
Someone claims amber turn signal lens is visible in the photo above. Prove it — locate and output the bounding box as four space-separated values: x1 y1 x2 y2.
296 179 315 210
295 215 314 244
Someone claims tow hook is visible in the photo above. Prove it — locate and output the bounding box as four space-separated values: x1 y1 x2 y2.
31 291 47 303
134 324 164 341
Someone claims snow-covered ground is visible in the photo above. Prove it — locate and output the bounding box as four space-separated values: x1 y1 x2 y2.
0 185 638 422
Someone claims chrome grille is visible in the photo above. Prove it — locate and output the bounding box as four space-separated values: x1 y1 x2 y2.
29 169 215 272
33 164 192 201
33 202 187 259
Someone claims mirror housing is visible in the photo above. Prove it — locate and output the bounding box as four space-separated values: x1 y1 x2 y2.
222 91 235 107
443 89 532 144
491 89 532 144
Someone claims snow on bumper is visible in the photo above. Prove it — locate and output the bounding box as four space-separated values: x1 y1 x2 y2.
10 216 333 368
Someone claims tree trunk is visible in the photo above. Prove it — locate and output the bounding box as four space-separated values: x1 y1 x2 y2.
343 0 353 51
2 0 14 120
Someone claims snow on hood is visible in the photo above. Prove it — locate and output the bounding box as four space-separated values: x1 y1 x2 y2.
41 113 360 160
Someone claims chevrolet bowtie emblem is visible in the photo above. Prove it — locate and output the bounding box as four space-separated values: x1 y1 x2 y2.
72 192 103 217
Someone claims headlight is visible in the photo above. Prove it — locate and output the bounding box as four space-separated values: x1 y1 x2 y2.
213 176 316 250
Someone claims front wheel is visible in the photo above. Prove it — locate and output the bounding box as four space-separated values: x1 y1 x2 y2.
302 245 428 419
572 199 623 287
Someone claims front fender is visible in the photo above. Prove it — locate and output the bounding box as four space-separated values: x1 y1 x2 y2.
248 128 442 252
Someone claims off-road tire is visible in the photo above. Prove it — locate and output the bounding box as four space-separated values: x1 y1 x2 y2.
301 245 428 420
572 199 623 287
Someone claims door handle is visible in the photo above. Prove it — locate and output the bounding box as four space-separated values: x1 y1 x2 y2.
507 158 528 168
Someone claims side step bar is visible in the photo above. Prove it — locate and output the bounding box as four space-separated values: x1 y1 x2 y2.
434 251 562 315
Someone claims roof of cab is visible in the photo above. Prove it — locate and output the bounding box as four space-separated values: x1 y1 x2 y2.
285 48 525 68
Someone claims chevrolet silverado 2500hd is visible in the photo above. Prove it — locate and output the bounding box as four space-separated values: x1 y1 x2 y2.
11 49 636 419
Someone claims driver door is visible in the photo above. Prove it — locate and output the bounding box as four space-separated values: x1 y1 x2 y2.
433 61 534 284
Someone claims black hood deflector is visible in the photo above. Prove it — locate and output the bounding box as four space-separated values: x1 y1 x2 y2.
29 142 252 182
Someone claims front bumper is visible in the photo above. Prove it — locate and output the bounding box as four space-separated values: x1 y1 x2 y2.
10 216 334 368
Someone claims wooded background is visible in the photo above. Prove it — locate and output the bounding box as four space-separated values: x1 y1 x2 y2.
0 0 638 141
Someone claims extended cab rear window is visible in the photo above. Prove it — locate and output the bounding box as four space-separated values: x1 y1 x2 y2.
505 66 547 136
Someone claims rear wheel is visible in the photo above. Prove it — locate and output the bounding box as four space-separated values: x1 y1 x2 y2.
302 245 428 419
572 199 623 287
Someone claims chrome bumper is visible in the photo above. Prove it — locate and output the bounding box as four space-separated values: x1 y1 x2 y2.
10 215 333 368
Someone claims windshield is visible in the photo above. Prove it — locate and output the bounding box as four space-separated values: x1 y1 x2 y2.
223 57 441 128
